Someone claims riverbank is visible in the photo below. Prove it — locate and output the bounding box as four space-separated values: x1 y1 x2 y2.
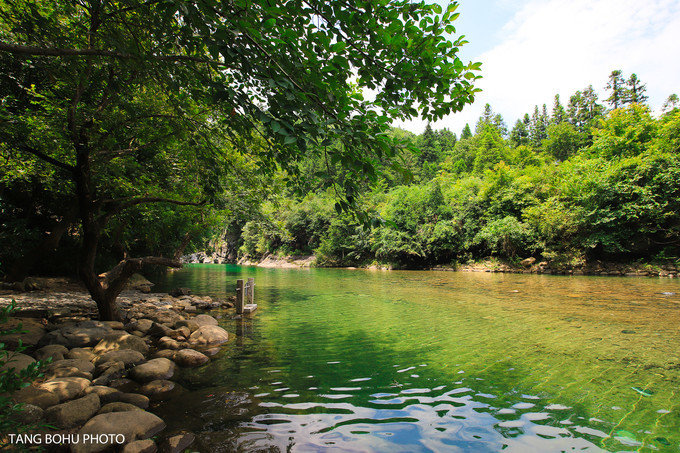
0 278 238 452
232 254 679 278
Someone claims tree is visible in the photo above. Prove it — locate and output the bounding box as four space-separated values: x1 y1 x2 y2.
461 124 473 140
552 94 566 124
419 123 439 165
510 119 530 147
625 73 648 105
605 69 625 109
662 94 679 113
529 105 547 148
0 0 480 320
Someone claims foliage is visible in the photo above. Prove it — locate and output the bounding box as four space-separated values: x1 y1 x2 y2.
0 301 48 434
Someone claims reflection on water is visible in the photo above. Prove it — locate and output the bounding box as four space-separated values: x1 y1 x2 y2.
152 265 680 452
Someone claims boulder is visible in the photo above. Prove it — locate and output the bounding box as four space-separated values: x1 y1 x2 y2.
47 358 95 374
109 378 140 393
521 257 537 267
160 432 195 453
174 326 191 339
84 385 123 404
98 402 143 414
112 392 150 409
146 310 183 326
96 349 145 367
66 348 96 362
0 318 46 348
34 344 69 362
148 322 174 338
122 439 157 453
17 403 44 424
0 352 35 373
38 376 91 403
44 393 100 429
192 314 218 327
140 379 182 400
174 319 199 333
127 274 154 293
173 349 209 368
157 336 180 350
12 385 59 409
72 410 166 453
152 349 176 360
92 361 125 386
189 325 229 346
39 321 113 348
101 321 125 330
130 358 175 383
93 332 149 355
126 319 154 334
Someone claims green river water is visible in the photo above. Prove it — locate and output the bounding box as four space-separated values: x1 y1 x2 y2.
151 264 680 452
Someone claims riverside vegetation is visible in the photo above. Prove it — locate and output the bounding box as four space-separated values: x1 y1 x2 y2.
236 77 680 272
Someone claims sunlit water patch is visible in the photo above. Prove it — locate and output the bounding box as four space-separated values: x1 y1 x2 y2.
152 265 680 452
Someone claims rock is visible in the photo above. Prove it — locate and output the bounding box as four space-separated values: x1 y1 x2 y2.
113 392 150 409
0 318 46 348
146 310 183 326
92 361 125 386
130 358 175 383
109 378 140 393
12 385 60 409
72 410 166 453
202 347 221 357
126 319 154 334
40 322 113 348
157 336 180 350
34 344 69 362
66 348 96 362
93 332 149 355
0 352 35 373
122 439 157 453
140 379 182 400
189 325 229 346
160 432 195 453
152 349 176 360
38 376 91 403
175 326 191 339
98 402 144 414
101 321 125 330
173 349 209 368
193 314 218 327
169 287 191 297
96 349 145 367
47 358 95 374
17 403 44 424
127 274 154 293
22 277 45 291
84 385 123 404
174 319 199 332
44 393 100 429
521 257 536 267
148 322 174 338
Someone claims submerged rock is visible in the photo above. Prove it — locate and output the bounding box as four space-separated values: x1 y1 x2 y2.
173 349 209 368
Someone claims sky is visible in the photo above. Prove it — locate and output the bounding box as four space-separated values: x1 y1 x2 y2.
394 0 680 135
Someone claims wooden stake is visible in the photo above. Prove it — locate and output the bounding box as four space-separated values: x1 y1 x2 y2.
236 279 244 314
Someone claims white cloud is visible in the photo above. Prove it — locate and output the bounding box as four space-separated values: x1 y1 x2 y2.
396 0 680 134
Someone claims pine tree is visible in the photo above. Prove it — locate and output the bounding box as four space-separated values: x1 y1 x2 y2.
605 70 626 109
662 94 679 113
510 119 529 147
625 73 648 104
552 94 566 124
419 123 439 164
530 105 547 147
476 103 495 133
460 123 472 140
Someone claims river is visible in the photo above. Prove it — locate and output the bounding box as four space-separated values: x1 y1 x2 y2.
151 264 680 452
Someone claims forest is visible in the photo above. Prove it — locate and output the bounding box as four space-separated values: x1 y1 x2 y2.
235 72 680 269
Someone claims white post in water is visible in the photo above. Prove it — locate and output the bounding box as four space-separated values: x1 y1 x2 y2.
236 279 244 314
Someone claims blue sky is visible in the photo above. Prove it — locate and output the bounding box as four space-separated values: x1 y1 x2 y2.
395 0 680 135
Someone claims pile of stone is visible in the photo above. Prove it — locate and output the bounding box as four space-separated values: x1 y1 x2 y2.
1 296 232 453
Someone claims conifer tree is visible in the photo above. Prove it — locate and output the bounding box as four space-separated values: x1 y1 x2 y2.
552 94 566 124
625 73 648 104
662 94 679 113
605 70 626 109
461 124 473 140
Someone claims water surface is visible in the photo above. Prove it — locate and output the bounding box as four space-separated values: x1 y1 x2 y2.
152 265 680 452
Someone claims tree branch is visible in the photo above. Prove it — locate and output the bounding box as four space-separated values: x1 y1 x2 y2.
0 41 229 66
18 144 75 172
99 256 182 296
